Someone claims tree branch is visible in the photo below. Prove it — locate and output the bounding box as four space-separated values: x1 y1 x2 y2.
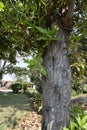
71 94 87 106
63 0 75 31
45 0 58 26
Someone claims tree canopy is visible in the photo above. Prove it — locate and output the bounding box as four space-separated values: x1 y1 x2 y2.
0 0 87 91
0 0 86 55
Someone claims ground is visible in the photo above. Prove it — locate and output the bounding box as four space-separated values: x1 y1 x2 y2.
0 88 87 130
0 88 41 130
14 111 41 130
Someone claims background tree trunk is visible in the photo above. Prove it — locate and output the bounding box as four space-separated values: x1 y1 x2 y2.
0 70 3 80
42 29 72 130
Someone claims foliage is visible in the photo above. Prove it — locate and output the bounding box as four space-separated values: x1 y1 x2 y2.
10 66 30 83
0 0 58 59
24 55 43 93
11 83 28 93
69 35 87 94
0 1 4 11
0 59 29 80
0 1 86 59
63 105 87 130
68 0 87 94
11 83 22 93
24 54 47 77
34 77 42 93
25 90 42 113
0 0 86 93
23 84 28 93
8 66 29 76
33 92 42 113
0 60 15 79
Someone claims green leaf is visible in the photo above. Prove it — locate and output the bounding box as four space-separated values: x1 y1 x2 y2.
36 26 48 34
63 127 69 130
36 36 48 41
0 1 4 11
40 65 47 77
38 105 42 112
76 116 81 127
77 67 80 72
81 63 85 69
69 120 77 130
82 123 87 129
81 115 87 126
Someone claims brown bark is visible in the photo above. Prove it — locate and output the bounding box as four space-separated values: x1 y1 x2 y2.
42 29 72 130
45 0 58 21
63 0 75 31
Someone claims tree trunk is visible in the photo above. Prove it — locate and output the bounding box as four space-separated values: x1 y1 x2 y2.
42 29 72 130
0 70 3 80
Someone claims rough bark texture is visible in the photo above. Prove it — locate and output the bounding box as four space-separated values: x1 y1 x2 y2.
42 30 72 130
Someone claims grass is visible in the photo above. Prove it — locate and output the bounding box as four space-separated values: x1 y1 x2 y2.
0 92 32 130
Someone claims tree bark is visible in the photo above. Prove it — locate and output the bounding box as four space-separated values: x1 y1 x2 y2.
0 70 3 80
42 29 72 130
